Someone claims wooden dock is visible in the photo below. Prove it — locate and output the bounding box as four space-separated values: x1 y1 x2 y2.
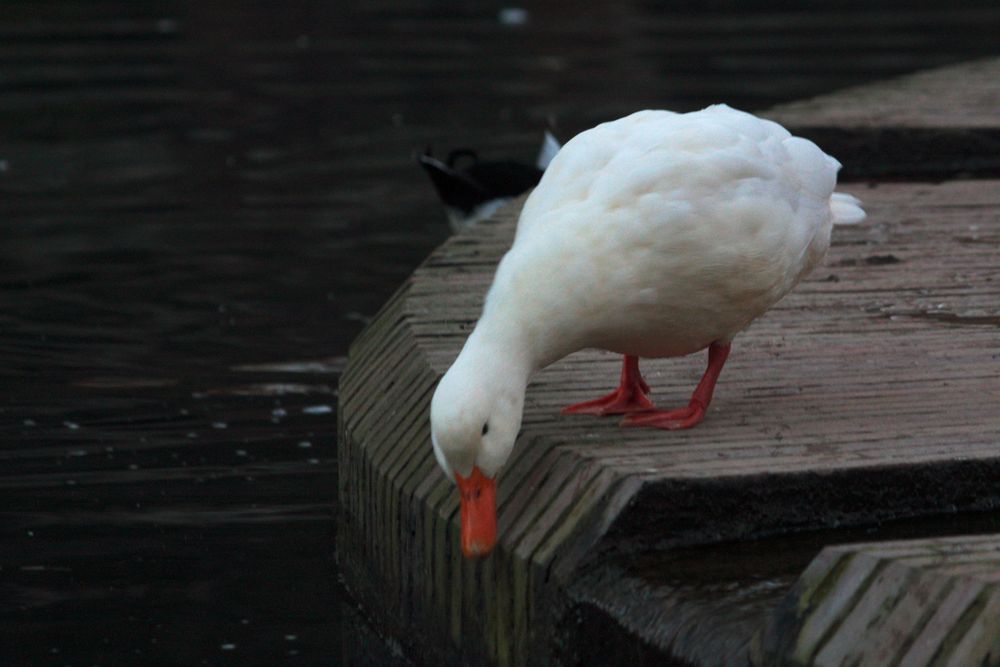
338 59 1000 667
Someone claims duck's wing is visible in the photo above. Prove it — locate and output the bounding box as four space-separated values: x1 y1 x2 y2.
513 106 856 249
513 112 661 242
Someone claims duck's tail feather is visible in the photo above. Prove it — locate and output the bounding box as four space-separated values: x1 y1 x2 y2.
535 130 561 170
831 192 866 225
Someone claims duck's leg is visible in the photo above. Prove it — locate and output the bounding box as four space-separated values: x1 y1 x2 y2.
561 355 655 416
621 342 731 430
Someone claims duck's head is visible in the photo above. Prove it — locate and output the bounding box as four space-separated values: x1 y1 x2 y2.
430 335 527 558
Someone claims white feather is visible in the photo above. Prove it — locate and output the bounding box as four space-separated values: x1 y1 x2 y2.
535 130 561 170
831 192 866 225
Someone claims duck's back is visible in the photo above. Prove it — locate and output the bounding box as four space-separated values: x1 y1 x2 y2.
488 106 858 365
516 106 839 240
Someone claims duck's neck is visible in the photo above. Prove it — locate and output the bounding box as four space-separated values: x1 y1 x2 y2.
464 314 536 391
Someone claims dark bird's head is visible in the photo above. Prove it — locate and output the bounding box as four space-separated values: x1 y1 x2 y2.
418 132 559 231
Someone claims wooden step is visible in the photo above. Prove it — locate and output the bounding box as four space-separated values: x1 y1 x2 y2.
338 57 1000 666
754 534 1000 667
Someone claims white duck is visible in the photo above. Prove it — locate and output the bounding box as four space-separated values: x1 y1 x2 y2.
430 105 865 558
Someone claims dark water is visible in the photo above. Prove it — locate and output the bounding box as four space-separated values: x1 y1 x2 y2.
2 1 999 665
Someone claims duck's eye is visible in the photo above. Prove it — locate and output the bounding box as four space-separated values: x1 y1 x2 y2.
481 422 489 436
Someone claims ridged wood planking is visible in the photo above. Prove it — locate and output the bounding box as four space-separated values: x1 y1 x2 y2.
339 200 641 667
340 177 1000 666
753 534 1000 666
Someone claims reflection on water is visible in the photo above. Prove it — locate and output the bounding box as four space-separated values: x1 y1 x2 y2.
2 0 999 664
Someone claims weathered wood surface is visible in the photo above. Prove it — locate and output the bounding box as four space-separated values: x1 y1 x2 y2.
338 59 1000 667
754 534 1000 667
765 58 1000 179
766 57 1000 129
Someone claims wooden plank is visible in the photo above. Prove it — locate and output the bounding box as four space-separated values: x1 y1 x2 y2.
814 562 931 666
943 591 1000 667
754 535 1000 667
766 57 1000 129
897 579 985 667
792 553 884 663
764 58 1000 178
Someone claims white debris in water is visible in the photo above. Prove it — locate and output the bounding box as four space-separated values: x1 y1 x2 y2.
212 383 334 397
233 357 348 374
297 441 312 449
235 449 248 457
302 405 332 415
272 408 287 418
240 619 250 625
0 159 9 172
308 458 320 465
220 643 236 651
345 310 372 324
212 421 228 429
284 634 297 641
129 464 139 470
498 7 528 25
187 432 198 439
63 421 79 430
68 450 87 458
23 419 35 426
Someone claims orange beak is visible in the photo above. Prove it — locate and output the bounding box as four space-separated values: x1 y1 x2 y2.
455 466 497 558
